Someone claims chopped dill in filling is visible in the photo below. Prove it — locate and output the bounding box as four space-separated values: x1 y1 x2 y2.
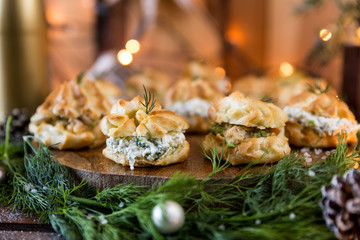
106 132 185 169
284 106 360 135
31 115 101 134
209 122 277 140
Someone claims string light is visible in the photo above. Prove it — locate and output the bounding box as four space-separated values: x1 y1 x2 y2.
279 62 294 77
125 39 141 54
117 50 133 65
356 27 360 41
319 29 332 41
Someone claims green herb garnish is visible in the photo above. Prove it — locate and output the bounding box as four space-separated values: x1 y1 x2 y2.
201 139 231 178
141 85 156 114
308 120 315 127
227 143 235 148
209 123 224 135
91 120 97 128
253 130 270 138
135 137 146 148
76 72 84 84
307 79 329 94
260 96 277 103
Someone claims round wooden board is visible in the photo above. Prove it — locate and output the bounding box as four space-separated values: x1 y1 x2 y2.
52 135 264 189
52 134 329 189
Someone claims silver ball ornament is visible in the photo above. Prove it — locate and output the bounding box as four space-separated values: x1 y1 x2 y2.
0 166 7 184
151 200 185 234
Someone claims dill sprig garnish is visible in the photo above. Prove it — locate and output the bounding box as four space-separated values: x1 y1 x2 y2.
260 96 277 103
307 79 330 94
208 123 224 135
141 85 156 114
201 139 231 178
76 72 84 84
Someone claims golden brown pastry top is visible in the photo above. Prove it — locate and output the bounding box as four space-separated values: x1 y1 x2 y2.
31 77 111 124
125 68 170 102
93 78 122 103
101 96 189 138
275 77 335 108
286 91 355 120
183 60 231 94
232 75 277 101
165 77 224 105
208 91 288 129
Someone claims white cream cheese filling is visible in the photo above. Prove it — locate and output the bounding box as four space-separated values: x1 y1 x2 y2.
106 132 185 170
284 106 360 135
167 98 211 118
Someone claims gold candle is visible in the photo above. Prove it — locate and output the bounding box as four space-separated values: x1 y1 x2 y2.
0 0 48 121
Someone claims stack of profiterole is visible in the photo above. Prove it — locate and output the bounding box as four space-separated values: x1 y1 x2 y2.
203 91 291 165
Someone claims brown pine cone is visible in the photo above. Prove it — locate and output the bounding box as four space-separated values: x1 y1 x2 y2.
320 169 360 240
0 108 30 142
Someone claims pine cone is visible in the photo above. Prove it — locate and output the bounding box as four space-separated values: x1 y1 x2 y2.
320 169 360 240
0 108 30 142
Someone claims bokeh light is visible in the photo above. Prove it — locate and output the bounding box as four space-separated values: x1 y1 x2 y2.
356 27 360 41
319 29 332 41
117 50 133 65
279 62 294 77
125 39 141 54
214 67 226 78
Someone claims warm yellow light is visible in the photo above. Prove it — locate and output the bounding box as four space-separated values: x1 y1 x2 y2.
81 0 95 9
214 67 226 78
356 27 360 41
279 62 294 77
225 28 242 46
117 50 133 65
125 39 140 54
319 29 332 41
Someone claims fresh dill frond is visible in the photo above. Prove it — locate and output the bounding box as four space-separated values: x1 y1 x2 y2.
49 213 82 240
23 136 73 190
260 96 277 103
96 184 146 210
227 143 235 148
76 72 84 84
208 123 224 135
1 118 77 220
201 138 231 178
320 132 359 176
307 79 329 94
54 207 97 240
141 85 156 114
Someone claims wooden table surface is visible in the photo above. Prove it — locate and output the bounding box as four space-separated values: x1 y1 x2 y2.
0 206 61 240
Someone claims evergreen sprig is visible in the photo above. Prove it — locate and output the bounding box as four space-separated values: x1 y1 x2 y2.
0 115 359 239
141 85 156 114
1 117 76 221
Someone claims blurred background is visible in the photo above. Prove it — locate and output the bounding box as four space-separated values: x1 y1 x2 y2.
1 0 360 119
